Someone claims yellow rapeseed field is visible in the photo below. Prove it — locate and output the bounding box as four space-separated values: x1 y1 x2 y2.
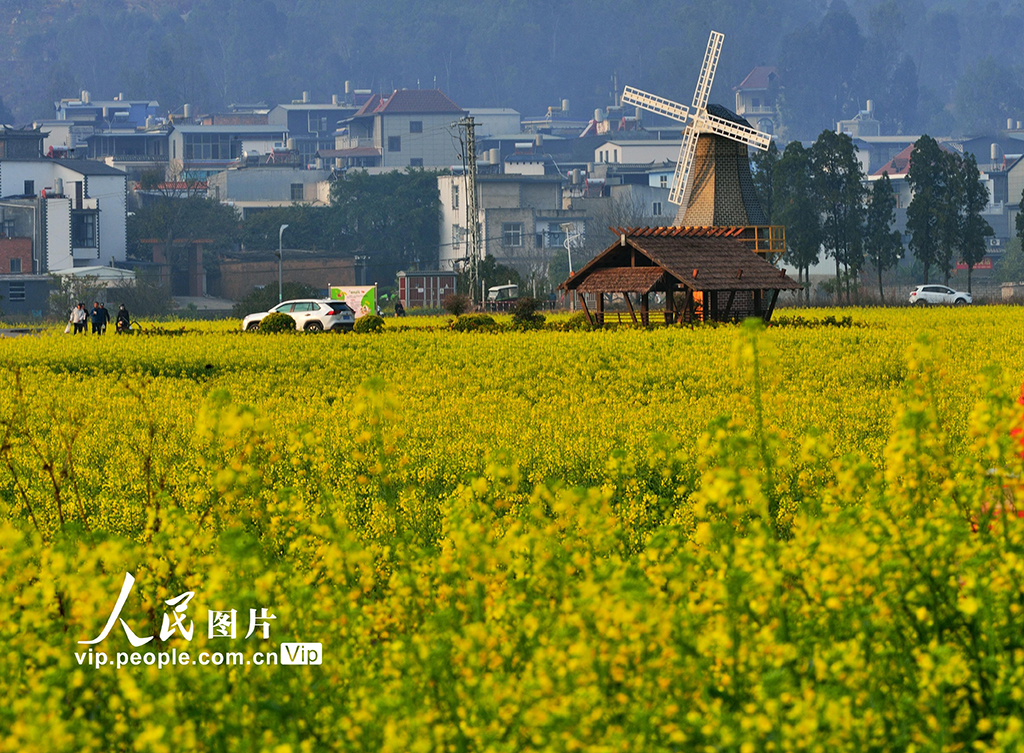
0 307 1023 752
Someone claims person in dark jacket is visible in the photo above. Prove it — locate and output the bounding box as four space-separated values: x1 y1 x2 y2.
91 302 107 334
116 304 131 334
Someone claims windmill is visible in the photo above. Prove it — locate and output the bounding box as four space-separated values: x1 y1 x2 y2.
622 31 773 227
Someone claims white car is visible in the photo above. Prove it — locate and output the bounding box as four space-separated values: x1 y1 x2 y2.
242 299 355 332
909 285 972 306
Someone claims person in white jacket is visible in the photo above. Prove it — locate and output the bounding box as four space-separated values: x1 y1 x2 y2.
69 302 87 334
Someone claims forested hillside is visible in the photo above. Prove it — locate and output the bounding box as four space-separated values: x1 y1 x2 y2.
1 0 1022 139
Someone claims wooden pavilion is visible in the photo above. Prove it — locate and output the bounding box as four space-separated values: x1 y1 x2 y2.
561 226 801 325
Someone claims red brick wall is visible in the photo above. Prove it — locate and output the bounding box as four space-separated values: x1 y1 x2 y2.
0 237 32 274
218 257 357 300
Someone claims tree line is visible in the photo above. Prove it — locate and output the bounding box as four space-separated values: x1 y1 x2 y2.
753 131 994 302
128 169 441 286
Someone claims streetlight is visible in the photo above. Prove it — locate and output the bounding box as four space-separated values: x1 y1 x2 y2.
561 222 580 311
277 224 289 302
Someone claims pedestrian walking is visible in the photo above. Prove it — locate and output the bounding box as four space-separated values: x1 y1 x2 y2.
91 302 104 335
71 303 87 334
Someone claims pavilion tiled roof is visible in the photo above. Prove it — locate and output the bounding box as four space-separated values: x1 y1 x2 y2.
574 266 667 293
563 227 800 293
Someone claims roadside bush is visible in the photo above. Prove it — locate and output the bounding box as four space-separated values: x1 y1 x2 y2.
443 293 472 316
353 314 386 334
559 311 593 331
257 312 296 333
450 313 498 332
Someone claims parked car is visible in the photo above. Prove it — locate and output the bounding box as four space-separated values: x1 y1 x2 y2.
242 299 355 332
909 285 972 306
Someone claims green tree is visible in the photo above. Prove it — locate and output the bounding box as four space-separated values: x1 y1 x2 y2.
750 141 779 223
994 238 1024 283
906 135 945 284
958 153 993 294
811 129 864 302
1016 187 1024 244
0 96 15 125
773 141 820 301
459 254 522 300
330 169 441 283
863 173 903 302
935 150 962 284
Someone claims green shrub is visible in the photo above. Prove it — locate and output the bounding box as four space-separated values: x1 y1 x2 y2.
257 312 296 333
353 314 386 334
450 313 498 332
443 293 472 316
511 296 541 321
559 312 593 331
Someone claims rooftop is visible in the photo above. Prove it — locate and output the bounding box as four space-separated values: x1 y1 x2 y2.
735 67 777 91
352 89 464 117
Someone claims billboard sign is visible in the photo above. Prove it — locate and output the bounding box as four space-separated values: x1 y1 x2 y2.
329 285 377 318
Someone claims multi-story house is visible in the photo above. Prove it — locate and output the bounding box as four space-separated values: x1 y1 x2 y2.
438 173 586 279
334 89 465 169
207 165 332 219
268 96 356 165
0 153 127 272
734 67 779 136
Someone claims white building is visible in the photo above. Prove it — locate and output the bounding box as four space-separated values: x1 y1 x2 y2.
0 158 127 272
438 174 585 278
207 166 332 219
335 89 466 169
594 140 682 165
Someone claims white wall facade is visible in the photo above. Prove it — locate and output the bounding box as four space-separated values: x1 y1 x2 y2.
0 159 126 271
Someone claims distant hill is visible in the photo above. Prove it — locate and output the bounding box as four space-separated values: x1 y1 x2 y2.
1 0 1019 140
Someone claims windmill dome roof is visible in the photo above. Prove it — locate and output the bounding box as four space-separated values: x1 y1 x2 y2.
705 103 753 129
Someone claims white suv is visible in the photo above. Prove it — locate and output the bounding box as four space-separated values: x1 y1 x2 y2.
909 285 972 306
242 299 356 332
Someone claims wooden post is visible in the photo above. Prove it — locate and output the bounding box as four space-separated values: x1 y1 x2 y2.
641 292 649 326
596 291 605 327
679 289 693 323
723 290 736 320
708 291 718 322
763 289 780 323
753 289 763 318
579 291 594 326
624 293 638 324
665 288 675 325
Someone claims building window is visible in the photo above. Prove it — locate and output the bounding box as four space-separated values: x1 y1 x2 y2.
410 158 423 167
388 136 401 152
660 175 668 189
71 211 98 248
290 183 304 201
502 222 523 248
410 121 423 134
1 220 14 237
8 282 25 302
653 201 663 216
752 97 761 109
24 180 34 196
10 258 22 273
451 183 460 209
452 224 462 251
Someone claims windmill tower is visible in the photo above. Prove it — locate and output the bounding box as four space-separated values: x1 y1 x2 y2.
622 31 772 228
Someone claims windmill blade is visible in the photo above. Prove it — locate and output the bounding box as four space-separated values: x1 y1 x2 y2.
700 111 772 150
668 129 698 207
691 31 724 111
621 86 690 123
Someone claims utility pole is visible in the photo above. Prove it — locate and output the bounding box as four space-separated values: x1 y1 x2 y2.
455 116 480 302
